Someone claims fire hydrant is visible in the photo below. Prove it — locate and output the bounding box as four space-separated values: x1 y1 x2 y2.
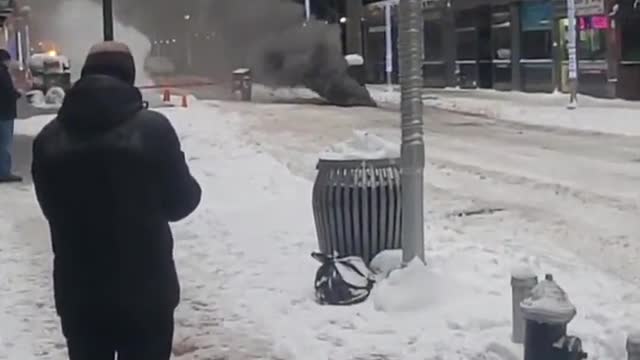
232 68 252 101
520 274 588 360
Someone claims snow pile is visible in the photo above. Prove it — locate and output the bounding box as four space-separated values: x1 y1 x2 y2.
373 259 451 312
369 249 403 278
320 130 400 160
520 276 577 324
511 264 537 280
45 87 66 106
345 54 364 66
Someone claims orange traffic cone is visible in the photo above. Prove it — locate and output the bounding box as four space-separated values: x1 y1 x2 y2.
181 95 188 108
163 89 171 102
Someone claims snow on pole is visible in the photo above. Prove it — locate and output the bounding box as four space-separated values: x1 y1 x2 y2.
566 0 578 109
17 31 23 68
385 1 393 91
24 24 30 65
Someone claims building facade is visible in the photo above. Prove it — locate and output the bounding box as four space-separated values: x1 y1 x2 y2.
363 0 640 100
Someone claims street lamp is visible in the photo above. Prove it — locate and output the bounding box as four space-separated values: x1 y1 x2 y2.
305 0 311 20
398 0 425 264
184 14 192 69
103 0 114 41
566 0 578 109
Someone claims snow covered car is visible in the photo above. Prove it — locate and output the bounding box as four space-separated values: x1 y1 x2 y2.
28 52 71 93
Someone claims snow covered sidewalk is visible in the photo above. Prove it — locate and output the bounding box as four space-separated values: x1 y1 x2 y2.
1 100 639 359
369 85 640 137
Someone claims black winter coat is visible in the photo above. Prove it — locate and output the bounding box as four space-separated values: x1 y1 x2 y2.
0 63 20 120
31 75 201 317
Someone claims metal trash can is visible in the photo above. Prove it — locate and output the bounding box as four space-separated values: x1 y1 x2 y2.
231 68 252 101
312 158 402 265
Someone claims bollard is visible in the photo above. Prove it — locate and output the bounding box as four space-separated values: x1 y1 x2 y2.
521 274 587 360
628 332 640 360
181 94 188 108
232 68 252 101
511 267 538 344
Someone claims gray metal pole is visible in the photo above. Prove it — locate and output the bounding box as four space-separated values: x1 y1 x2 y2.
103 0 114 41
566 0 578 109
305 0 311 20
398 0 425 264
385 2 393 91
185 15 193 69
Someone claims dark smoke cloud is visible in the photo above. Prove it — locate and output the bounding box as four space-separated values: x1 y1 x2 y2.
28 0 376 106
193 0 376 106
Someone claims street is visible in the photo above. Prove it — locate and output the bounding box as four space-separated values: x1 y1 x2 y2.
227 100 640 285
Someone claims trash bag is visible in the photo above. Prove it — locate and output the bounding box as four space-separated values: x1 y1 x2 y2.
312 252 375 306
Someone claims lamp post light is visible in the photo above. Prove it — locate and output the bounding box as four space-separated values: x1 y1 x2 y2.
103 0 114 41
184 14 192 69
398 0 426 264
566 0 578 109
305 0 311 20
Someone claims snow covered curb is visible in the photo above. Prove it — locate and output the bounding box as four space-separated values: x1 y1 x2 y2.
369 87 640 137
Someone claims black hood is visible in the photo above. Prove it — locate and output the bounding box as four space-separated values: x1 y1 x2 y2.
57 75 144 134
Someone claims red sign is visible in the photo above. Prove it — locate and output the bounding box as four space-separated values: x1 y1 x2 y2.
579 16 609 29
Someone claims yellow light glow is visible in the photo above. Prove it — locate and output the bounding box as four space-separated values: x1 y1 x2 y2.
47 50 57 57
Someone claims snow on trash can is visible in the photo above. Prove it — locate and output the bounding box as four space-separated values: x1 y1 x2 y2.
345 54 365 86
312 157 402 265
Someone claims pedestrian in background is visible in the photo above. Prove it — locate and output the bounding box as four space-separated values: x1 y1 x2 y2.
0 48 22 183
31 41 201 360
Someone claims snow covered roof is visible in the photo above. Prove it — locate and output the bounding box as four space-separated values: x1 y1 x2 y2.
28 53 70 70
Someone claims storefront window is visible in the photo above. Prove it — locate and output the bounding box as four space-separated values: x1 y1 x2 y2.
492 6 511 60
424 20 444 61
455 10 475 29
456 29 477 60
621 18 640 61
520 1 553 59
521 30 553 59
578 16 608 60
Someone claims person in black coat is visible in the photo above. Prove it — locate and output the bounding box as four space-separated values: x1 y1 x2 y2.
0 48 22 183
31 41 201 360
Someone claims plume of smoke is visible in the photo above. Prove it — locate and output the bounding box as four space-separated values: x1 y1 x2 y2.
194 0 376 106
28 0 153 85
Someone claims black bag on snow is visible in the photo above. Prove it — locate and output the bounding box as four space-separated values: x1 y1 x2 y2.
312 252 375 306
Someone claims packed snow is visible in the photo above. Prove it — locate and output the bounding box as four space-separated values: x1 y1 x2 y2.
319 130 399 160
520 276 577 325
369 86 640 137
1 96 638 359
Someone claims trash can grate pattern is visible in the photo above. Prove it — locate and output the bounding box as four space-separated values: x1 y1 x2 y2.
312 158 402 265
